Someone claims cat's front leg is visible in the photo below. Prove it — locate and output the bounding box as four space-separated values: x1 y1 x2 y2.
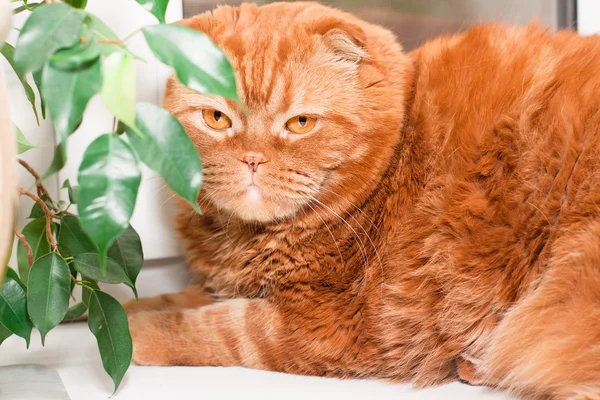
128 298 367 376
123 284 214 315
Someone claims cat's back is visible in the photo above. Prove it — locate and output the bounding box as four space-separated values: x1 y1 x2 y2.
409 23 600 156
389 23 600 330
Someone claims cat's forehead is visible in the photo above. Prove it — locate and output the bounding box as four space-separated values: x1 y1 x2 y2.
209 4 322 111
181 2 367 115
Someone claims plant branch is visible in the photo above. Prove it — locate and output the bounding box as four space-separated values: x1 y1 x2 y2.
80 37 121 45
18 187 59 253
13 2 43 14
14 228 33 266
17 158 59 211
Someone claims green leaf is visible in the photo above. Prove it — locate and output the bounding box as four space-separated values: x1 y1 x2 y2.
126 103 202 211
135 0 168 23
85 14 121 56
81 279 99 307
32 70 46 119
107 225 143 298
26 253 71 344
142 24 238 101
101 52 137 132
62 179 79 204
73 253 133 287
0 269 32 347
41 58 102 141
15 126 43 154
1 43 40 124
0 323 12 346
5 268 25 290
14 3 85 73
58 215 97 257
49 40 101 71
87 290 132 393
78 134 141 271
63 302 87 320
17 218 52 286
68 260 77 294
41 142 67 180
115 120 127 134
64 0 87 9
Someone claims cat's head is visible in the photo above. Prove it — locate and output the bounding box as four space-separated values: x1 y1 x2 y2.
164 2 412 223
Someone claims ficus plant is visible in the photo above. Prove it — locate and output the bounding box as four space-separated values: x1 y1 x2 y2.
0 0 237 392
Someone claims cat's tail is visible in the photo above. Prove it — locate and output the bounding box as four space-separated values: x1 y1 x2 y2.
482 220 600 400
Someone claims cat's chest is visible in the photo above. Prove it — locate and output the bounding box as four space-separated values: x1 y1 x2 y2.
194 227 331 299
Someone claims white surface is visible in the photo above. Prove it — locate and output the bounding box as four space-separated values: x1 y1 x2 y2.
0 323 508 400
0 364 70 400
58 0 185 261
0 0 10 44
578 0 600 35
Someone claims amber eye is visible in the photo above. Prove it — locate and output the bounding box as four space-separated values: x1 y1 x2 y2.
202 109 232 130
285 115 317 135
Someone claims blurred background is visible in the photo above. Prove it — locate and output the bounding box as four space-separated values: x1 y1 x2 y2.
183 0 577 51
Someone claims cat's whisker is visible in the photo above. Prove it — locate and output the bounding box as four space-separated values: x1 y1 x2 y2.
318 186 383 239
316 190 386 300
316 191 383 255
224 211 236 245
159 192 179 209
308 196 371 286
305 202 346 274
300 185 383 280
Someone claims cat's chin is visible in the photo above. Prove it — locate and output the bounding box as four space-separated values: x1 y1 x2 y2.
220 185 301 224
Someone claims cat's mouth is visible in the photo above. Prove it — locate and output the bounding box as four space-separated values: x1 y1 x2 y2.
218 182 304 223
244 184 262 203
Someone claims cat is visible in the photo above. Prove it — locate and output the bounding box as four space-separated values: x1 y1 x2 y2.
124 2 600 399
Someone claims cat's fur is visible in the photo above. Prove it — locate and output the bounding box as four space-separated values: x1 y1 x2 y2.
125 2 600 399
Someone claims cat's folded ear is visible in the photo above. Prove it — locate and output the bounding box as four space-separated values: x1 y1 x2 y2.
307 17 369 64
307 16 386 89
176 12 214 34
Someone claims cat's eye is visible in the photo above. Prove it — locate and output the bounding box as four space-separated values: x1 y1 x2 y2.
286 115 317 135
202 109 232 130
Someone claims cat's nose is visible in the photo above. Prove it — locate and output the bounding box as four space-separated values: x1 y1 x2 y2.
242 152 268 172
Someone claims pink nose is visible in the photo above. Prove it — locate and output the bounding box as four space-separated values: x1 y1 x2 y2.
242 152 268 172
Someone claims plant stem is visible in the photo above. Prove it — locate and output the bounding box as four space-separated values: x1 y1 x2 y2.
18 187 59 253
17 158 43 197
14 228 33 266
80 37 121 45
13 2 43 14
17 158 59 211
121 28 141 44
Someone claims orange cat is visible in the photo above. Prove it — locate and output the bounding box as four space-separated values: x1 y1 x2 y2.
125 2 600 399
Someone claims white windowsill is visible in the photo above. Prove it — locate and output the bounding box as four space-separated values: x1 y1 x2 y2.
1 322 508 400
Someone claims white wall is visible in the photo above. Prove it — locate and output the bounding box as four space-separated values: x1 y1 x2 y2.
578 0 600 35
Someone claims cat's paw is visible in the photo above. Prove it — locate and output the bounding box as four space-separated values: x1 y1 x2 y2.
128 311 175 366
456 357 487 386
